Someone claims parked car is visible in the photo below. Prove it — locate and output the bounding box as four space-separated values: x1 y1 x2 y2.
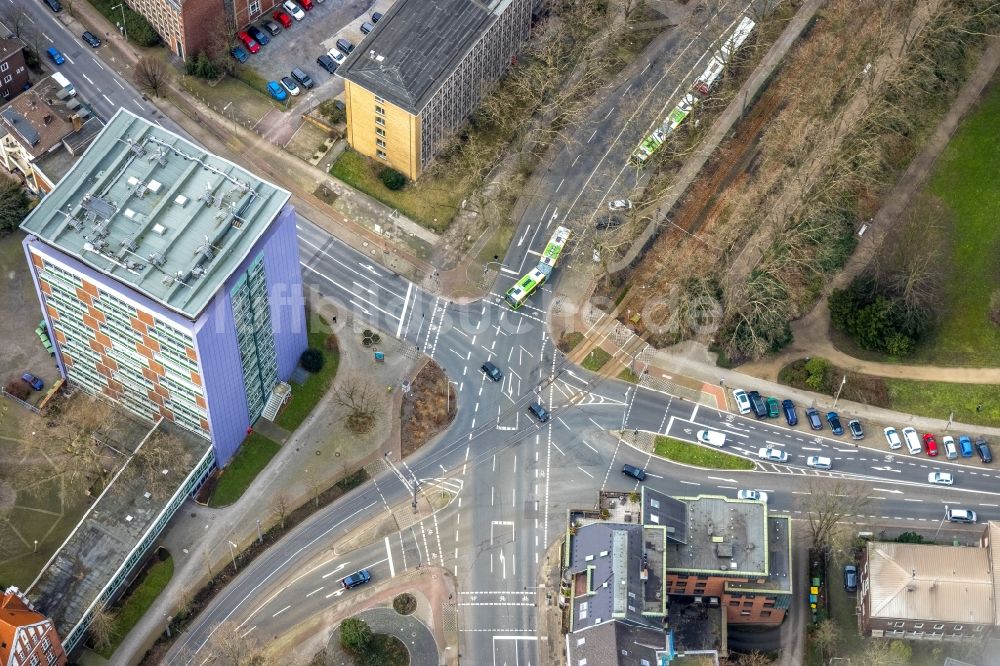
748 390 767 419
266 80 288 101
273 10 293 28
231 46 249 62
46 47 65 65
844 565 858 592
608 199 633 211
622 464 646 481
341 569 371 588
372 11 383 22
826 411 843 436
737 489 768 503
596 216 622 230
902 427 921 455
328 49 347 65
237 31 260 54
805 407 823 430
807 456 832 470
291 67 314 89
283 0 306 20
481 361 502 382
697 430 726 447
733 389 752 415
528 402 550 423
247 25 270 46
21 373 43 391
766 397 780 419
81 31 101 48
959 435 974 457
946 508 977 523
781 399 798 426
757 447 788 463
263 19 282 35
317 54 337 73
923 433 938 457
298 0 314 9
976 438 993 464
927 471 954 486
336 38 355 55
280 76 301 95
44 0 62 12
942 435 958 459
848 419 864 440
361 21 375 34
883 426 902 450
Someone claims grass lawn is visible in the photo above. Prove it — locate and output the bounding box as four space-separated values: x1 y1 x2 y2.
330 149 466 232
618 368 639 383
275 329 340 431
208 432 280 507
885 379 1000 429
558 332 584 353
908 80 1000 366
99 553 174 658
653 437 755 470
581 347 613 372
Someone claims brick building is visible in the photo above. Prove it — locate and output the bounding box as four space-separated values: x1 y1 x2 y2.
0 38 29 102
20 109 306 466
0 587 67 666
338 0 533 179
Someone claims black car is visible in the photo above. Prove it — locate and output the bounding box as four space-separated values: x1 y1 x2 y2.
976 438 993 464
843 565 857 592
747 390 767 419
247 25 270 46
805 407 823 430
263 20 282 36
317 54 337 73
82 31 101 48
848 419 864 440
528 402 550 423
622 464 647 481
481 361 502 382
361 21 375 34
781 399 798 426
291 67 314 89
371 11 383 22
596 216 622 230
44 0 62 12
826 411 844 436
336 38 355 55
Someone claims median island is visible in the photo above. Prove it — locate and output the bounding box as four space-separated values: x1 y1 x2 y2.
653 436 755 471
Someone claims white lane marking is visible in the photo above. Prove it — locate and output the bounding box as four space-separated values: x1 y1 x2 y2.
102 94 113 105
272 605 291 617
385 536 396 578
301 263 400 321
395 281 413 337
305 587 324 597
82 74 94 85
116 79 125 89
577 466 594 478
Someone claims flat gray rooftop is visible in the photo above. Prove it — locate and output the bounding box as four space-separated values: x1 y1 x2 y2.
665 496 767 576
339 0 510 114
20 109 290 319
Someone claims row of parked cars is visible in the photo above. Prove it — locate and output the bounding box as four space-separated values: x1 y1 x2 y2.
882 426 992 462
732 389 864 438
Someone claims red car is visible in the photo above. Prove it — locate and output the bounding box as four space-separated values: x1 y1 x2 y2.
272 10 293 28
923 433 938 456
299 0 314 9
236 31 260 54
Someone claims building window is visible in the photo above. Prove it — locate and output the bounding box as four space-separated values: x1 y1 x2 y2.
375 127 386 137
375 117 385 126
249 0 260 14
761 610 772 617
953 625 964 631
375 105 385 115
376 138 386 148
743 601 753 607
893 622 905 628
933 624 944 630
740 610 751 616
912 623 923 629
0 62 7 72
374 95 385 103
376 149 387 160
728 600 739 607
2 75 10 83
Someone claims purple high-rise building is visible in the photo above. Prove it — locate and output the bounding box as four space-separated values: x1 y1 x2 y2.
20 110 306 466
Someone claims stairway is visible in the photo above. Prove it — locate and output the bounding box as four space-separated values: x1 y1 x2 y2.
261 382 291 421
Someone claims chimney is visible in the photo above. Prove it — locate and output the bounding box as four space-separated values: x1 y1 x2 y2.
72 114 82 131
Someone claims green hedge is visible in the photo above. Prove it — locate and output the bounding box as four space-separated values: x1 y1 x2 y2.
88 0 161 47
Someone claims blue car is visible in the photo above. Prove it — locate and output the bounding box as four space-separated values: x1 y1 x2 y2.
826 411 844 436
959 435 974 457
230 46 249 63
247 25 270 46
21 373 43 391
341 569 371 589
266 80 287 101
47 47 65 65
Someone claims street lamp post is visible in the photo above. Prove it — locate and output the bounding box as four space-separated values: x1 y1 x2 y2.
228 540 238 573
832 375 847 408
111 4 128 42
934 506 949 542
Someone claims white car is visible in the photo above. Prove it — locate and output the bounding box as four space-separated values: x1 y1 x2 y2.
806 455 832 470
733 389 751 415
737 489 768 503
280 76 301 96
328 48 347 65
697 430 726 447
902 427 922 455
883 427 902 450
928 471 953 486
283 0 305 20
757 447 788 463
942 435 958 459
608 199 633 211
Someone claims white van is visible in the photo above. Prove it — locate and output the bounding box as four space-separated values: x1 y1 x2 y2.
697 430 727 447
51 72 76 97
902 427 921 455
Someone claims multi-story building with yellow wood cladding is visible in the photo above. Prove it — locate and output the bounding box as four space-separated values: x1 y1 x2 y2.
339 0 532 180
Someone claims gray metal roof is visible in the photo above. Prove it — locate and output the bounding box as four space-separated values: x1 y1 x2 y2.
643 487 688 544
569 523 647 630
339 0 511 114
20 109 290 319
662 495 768 576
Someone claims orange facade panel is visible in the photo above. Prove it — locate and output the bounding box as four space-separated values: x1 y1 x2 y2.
190 370 201 386
30 251 44 268
142 335 161 353
137 310 155 327
75 287 93 306
81 280 99 297
82 314 99 332
95 332 112 349
149 359 165 376
185 346 198 362
195 395 207 409
54 330 66 344
142 366 158 383
200 417 210 431
89 339 105 355
130 317 148 335
39 280 52 295
87 306 106 323
136 343 153 360
46 305 59 320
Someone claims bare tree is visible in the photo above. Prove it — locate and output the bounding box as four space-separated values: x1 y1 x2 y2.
198 621 273 666
0 7 31 39
799 479 873 552
811 618 840 661
731 651 776 666
270 492 290 530
134 57 170 97
333 373 382 434
87 604 118 653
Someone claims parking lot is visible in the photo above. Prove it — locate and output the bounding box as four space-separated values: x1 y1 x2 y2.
238 0 395 104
